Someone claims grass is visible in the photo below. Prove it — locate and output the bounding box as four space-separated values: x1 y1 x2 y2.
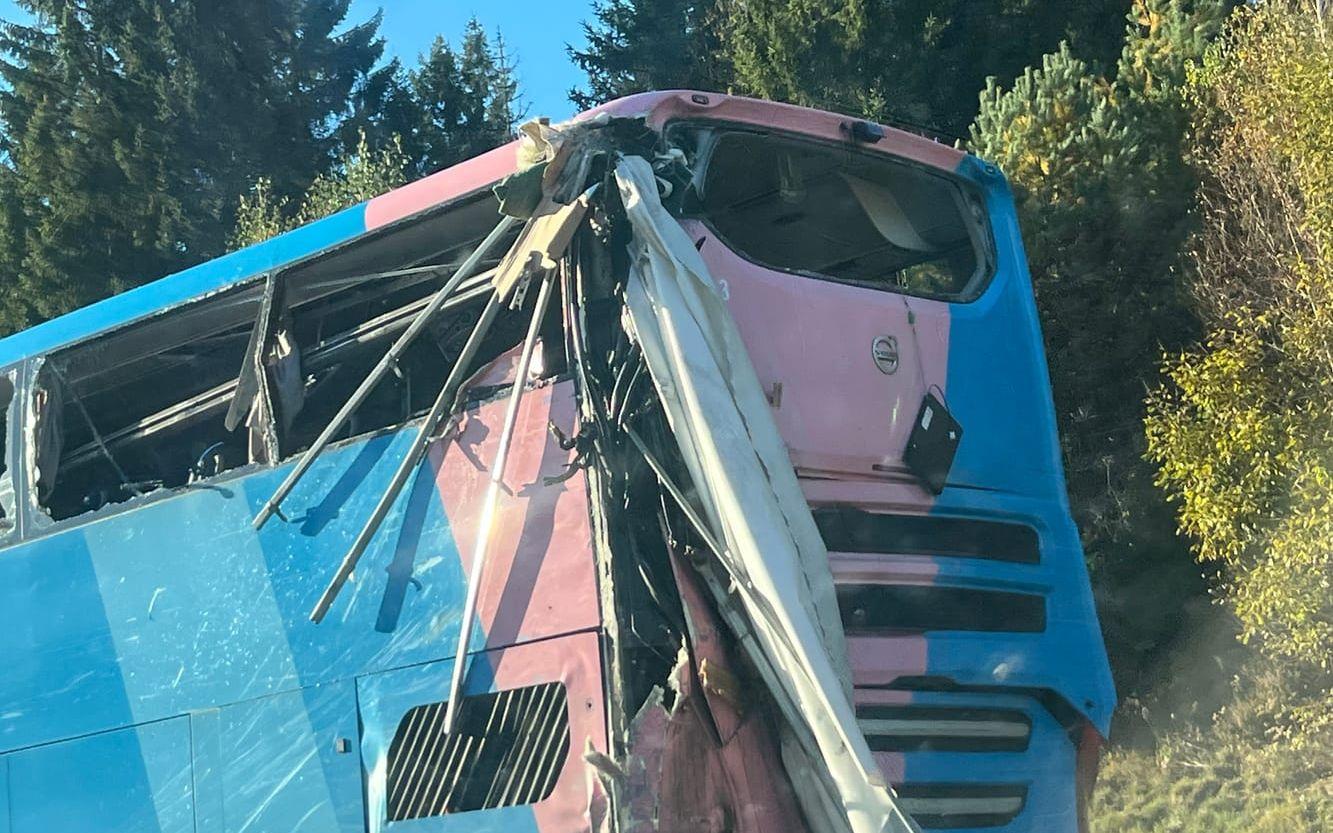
1091 735 1333 832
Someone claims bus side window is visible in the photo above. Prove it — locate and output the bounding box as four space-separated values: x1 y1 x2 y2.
30 291 260 522
27 191 535 525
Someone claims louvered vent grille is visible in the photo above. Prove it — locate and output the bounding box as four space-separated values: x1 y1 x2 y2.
838 584 1046 633
386 682 570 820
857 704 1032 753
895 784 1029 829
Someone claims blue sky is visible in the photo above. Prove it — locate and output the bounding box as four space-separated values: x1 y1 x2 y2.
348 0 593 119
0 0 594 119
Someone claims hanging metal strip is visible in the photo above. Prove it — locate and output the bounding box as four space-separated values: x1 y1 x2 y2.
253 214 519 530
309 289 505 623
441 270 556 733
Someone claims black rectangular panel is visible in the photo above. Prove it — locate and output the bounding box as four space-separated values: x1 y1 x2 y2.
838 584 1046 633
813 506 1040 564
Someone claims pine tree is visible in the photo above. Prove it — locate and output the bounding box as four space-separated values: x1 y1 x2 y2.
970 0 1232 701
570 0 729 110
407 20 520 174
0 0 386 333
722 0 1130 137
235 19 522 243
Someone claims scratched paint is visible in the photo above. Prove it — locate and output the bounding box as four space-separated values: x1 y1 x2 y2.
0 380 594 831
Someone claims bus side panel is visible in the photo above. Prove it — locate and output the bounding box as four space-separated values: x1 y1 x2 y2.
941 158 1115 731
944 159 1068 501
190 682 365 833
0 377 595 815
0 757 8 833
356 631 606 833
4 717 193 833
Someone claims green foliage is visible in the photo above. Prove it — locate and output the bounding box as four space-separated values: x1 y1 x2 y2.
235 18 519 245
231 133 409 249
351 19 519 176
0 0 387 333
1092 653 1333 832
0 5 519 336
723 0 1130 137
970 0 1230 700
403 21 521 174
1146 4 1333 691
570 0 729 109
1092 740 1333 833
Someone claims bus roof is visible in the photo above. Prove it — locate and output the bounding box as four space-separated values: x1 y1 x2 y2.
0 91 965 367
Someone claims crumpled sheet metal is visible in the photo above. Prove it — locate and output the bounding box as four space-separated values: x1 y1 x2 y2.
514 115 612 204
620 549 812 833
490 113 621 299
615 155 917 833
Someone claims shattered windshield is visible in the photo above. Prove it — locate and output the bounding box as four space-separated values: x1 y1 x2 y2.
679 126 993 300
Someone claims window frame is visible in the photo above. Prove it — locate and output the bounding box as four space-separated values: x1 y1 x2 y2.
667 119 998 304
0 361 23 543
8 186 513 538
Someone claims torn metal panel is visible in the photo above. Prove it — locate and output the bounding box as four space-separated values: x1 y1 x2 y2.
668 548 812 833
614 155 915 833
225 270 281 435
609 550 814 833
225 271 306 465
492 195 591 299
515 117 605 205
27 358 63 512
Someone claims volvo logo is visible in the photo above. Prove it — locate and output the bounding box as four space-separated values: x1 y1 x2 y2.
872 335 899 375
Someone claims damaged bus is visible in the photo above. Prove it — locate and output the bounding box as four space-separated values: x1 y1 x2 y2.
0 92 1114 833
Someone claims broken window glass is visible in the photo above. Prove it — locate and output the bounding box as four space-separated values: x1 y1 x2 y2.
32 297 258 520
30 191 547 523
679 126 993 300
0 369 17 532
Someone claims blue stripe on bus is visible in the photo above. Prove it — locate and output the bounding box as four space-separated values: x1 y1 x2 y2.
933 154 1115 738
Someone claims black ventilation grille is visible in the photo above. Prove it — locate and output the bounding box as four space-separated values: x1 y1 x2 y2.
813 506 1040 564
386 682 570 821
894 784 1028 829
838 584 1046 633
857 704 1032 753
